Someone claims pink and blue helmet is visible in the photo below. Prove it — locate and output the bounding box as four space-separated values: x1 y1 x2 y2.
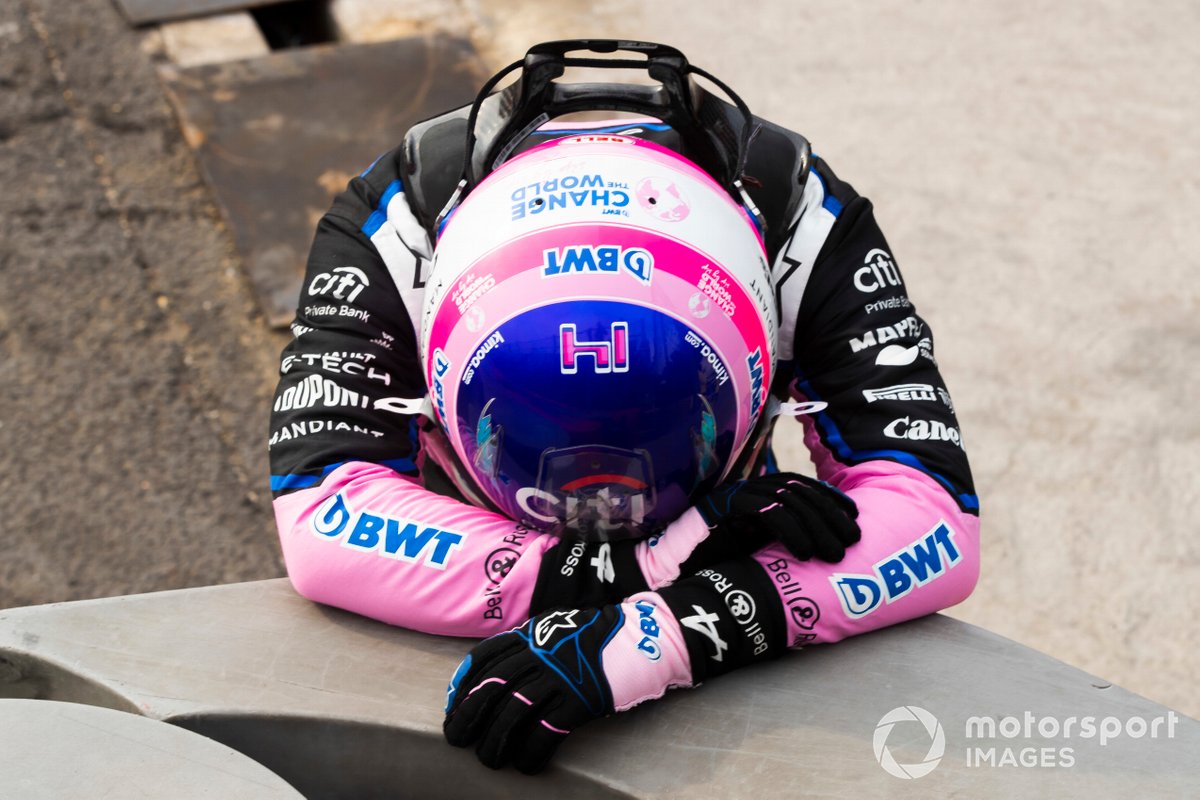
422 132 777 537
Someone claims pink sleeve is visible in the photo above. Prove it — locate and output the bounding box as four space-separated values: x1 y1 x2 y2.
272 461 557 637
754 438 980 647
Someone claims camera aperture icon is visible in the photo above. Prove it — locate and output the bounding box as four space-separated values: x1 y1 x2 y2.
873 705 945 779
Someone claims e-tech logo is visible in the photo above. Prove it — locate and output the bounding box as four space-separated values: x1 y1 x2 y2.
311 493 466 570
308 266 370 303
541 245 653 283
830 521 961 618
854 249 902 294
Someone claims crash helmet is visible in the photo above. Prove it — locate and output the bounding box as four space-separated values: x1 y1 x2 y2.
422 133 777 537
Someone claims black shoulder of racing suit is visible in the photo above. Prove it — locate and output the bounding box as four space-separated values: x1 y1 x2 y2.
788 157 979 514
400 102 813 254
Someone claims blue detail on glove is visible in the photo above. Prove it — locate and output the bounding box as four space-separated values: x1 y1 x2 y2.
444 653 472 713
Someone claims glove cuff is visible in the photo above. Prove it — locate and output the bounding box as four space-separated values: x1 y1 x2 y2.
601 593 696 712
657 557 787 682
530 538 649 613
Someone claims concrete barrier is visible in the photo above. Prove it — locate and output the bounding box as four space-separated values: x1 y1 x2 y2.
0 698 303 799
0 580 1194 798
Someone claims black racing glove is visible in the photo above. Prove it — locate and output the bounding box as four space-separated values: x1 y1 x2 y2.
444 598 690 774
443 606 620 773
695 472 861 563
528 473 860 614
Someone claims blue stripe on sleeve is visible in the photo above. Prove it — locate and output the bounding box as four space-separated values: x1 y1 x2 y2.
270 456 418 493
795 378 979 511
808 167 844 218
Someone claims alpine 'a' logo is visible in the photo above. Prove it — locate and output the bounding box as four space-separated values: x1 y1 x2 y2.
679 605 728 662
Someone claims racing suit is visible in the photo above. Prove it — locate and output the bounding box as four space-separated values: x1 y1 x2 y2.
268 113 980 660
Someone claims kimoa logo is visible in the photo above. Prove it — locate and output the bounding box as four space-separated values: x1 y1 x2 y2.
874 706 945 779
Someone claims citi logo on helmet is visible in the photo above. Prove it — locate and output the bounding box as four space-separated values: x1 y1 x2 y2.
541 245 653 283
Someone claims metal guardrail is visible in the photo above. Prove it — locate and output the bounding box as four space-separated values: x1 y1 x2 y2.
0 579 1195 798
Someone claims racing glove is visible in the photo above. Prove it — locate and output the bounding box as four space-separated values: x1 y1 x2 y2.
696 472 860 563
445 557 789 772
529 472 859 613
444 594 693 774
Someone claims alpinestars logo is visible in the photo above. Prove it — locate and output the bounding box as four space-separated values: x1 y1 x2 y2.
533 610 580 647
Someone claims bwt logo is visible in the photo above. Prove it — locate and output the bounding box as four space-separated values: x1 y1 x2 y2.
541 245 653 283
431 349 451 423
830 521 961 618
560 322 629 375
311 493 466 570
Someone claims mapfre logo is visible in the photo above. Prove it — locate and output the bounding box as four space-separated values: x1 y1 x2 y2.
874 706 945 779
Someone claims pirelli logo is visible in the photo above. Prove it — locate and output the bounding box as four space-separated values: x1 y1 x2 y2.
863 383 937 403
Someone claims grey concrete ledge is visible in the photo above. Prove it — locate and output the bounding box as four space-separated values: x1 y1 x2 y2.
0 580 1195 798
0 698 303 799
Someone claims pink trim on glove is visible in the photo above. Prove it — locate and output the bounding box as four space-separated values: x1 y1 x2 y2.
633 507 713 589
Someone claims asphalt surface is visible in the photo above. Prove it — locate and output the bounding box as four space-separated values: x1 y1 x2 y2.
1 0 1196 719
0 0 288 605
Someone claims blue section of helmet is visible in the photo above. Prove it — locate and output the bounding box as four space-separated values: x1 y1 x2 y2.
453 301 741 534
